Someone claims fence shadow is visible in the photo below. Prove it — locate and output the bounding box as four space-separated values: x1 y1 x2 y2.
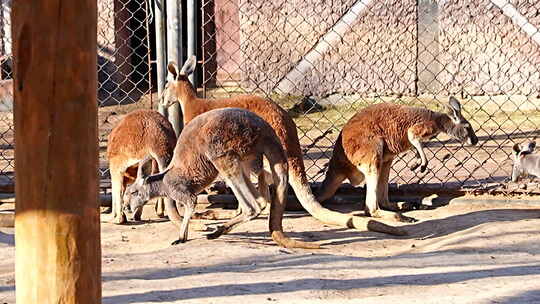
0 230 13 245
102 263 540 303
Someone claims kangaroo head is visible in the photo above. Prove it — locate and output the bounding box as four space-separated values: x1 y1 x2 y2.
511 141 536 182
444 97 478 146
123 157 157 218
160 56 197 108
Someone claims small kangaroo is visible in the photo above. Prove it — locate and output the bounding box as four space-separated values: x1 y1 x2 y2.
0 79 13 112
123 108 319 248
317 98 478 222
160 56 404 236
107 109 177 224
512 141 540 182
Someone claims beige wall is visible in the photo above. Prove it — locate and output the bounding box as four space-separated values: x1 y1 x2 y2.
208 0 540 97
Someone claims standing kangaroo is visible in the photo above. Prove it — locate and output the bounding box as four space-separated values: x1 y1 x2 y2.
123 108 319 248
317 98 478 222
512 141 540 182
107 109 177 224
160 56 404 236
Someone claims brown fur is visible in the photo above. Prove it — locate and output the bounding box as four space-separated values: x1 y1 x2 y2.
107 109 177 223
319 102 477 222
341 103 446 162
124 108 319 248
161 57 405 236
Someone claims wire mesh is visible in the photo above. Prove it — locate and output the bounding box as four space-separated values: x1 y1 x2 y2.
201 0 540 194
0 0 539 195
0 0 155 193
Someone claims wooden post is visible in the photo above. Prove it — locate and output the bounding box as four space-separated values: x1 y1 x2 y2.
12 1 101 303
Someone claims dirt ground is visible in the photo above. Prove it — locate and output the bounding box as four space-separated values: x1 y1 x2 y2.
1 198 540 303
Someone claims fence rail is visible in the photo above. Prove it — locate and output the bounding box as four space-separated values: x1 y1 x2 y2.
0 0 539 195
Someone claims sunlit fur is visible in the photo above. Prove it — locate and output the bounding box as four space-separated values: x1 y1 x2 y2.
123 108 320 248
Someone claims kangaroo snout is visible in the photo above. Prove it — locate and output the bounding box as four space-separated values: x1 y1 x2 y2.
468 134 478 146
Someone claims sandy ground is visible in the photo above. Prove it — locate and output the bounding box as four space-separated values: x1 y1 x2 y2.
1 199 540 303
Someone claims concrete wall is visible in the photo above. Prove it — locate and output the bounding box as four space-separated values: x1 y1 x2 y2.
207 0 540 97
437 0 540 96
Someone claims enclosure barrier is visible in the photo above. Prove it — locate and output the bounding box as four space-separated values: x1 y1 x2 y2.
0 0 538 195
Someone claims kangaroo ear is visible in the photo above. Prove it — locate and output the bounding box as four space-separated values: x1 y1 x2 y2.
529 141 537 151
168 61 179 80
448 96 462 112
513 143 522 155
179 55 197 76
136 156 154 182
145 169 169 184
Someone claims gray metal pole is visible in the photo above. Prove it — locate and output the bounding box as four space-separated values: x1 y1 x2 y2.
166 0 183 136
154 0 167 117
187 0 197 86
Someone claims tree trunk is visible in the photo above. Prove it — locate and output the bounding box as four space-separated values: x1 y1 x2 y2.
11 1 101 303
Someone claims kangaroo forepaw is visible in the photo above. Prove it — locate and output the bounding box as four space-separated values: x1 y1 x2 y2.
409 162 420 171
419 164 427 173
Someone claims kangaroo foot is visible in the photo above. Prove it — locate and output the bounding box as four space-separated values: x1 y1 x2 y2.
379 200 419 212
101 206 112 214
105 213 127 224
171 238 186 245
204 225 233 240
367 209 417 223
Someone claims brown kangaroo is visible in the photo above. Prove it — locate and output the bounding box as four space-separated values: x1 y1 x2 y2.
160 56 404 236
317 98 478 222
123 108 320 248
107 109 177 224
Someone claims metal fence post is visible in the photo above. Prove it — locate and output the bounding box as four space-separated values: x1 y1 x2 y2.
166 0 183 136
187 0 198 86
154 0 168 118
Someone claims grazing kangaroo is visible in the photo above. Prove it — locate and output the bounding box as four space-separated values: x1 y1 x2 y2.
123 108 319 248
512 141 540 182
107 109 177 224
160 56 404 236
317 97 478 222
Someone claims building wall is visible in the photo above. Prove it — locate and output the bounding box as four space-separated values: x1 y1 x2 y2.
208 0 540 97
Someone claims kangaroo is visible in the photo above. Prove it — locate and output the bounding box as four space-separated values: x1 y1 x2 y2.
512 141 540 182
0 79 13 112
107 109 177 224
160 56 405 236
317 97 478 222
123 108 320 248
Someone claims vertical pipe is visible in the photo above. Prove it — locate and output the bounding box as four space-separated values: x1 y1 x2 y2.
12 0 101 302
154 0 167 117
145 0 154 108
187 0 198 86
166 0 183 135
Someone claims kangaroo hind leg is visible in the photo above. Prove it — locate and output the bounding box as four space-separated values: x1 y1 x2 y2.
206 156 265 239
376 160 418 218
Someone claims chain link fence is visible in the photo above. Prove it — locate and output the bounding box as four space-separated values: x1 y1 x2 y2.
201 0 540 194
0 0 155 193
0 0 539 195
